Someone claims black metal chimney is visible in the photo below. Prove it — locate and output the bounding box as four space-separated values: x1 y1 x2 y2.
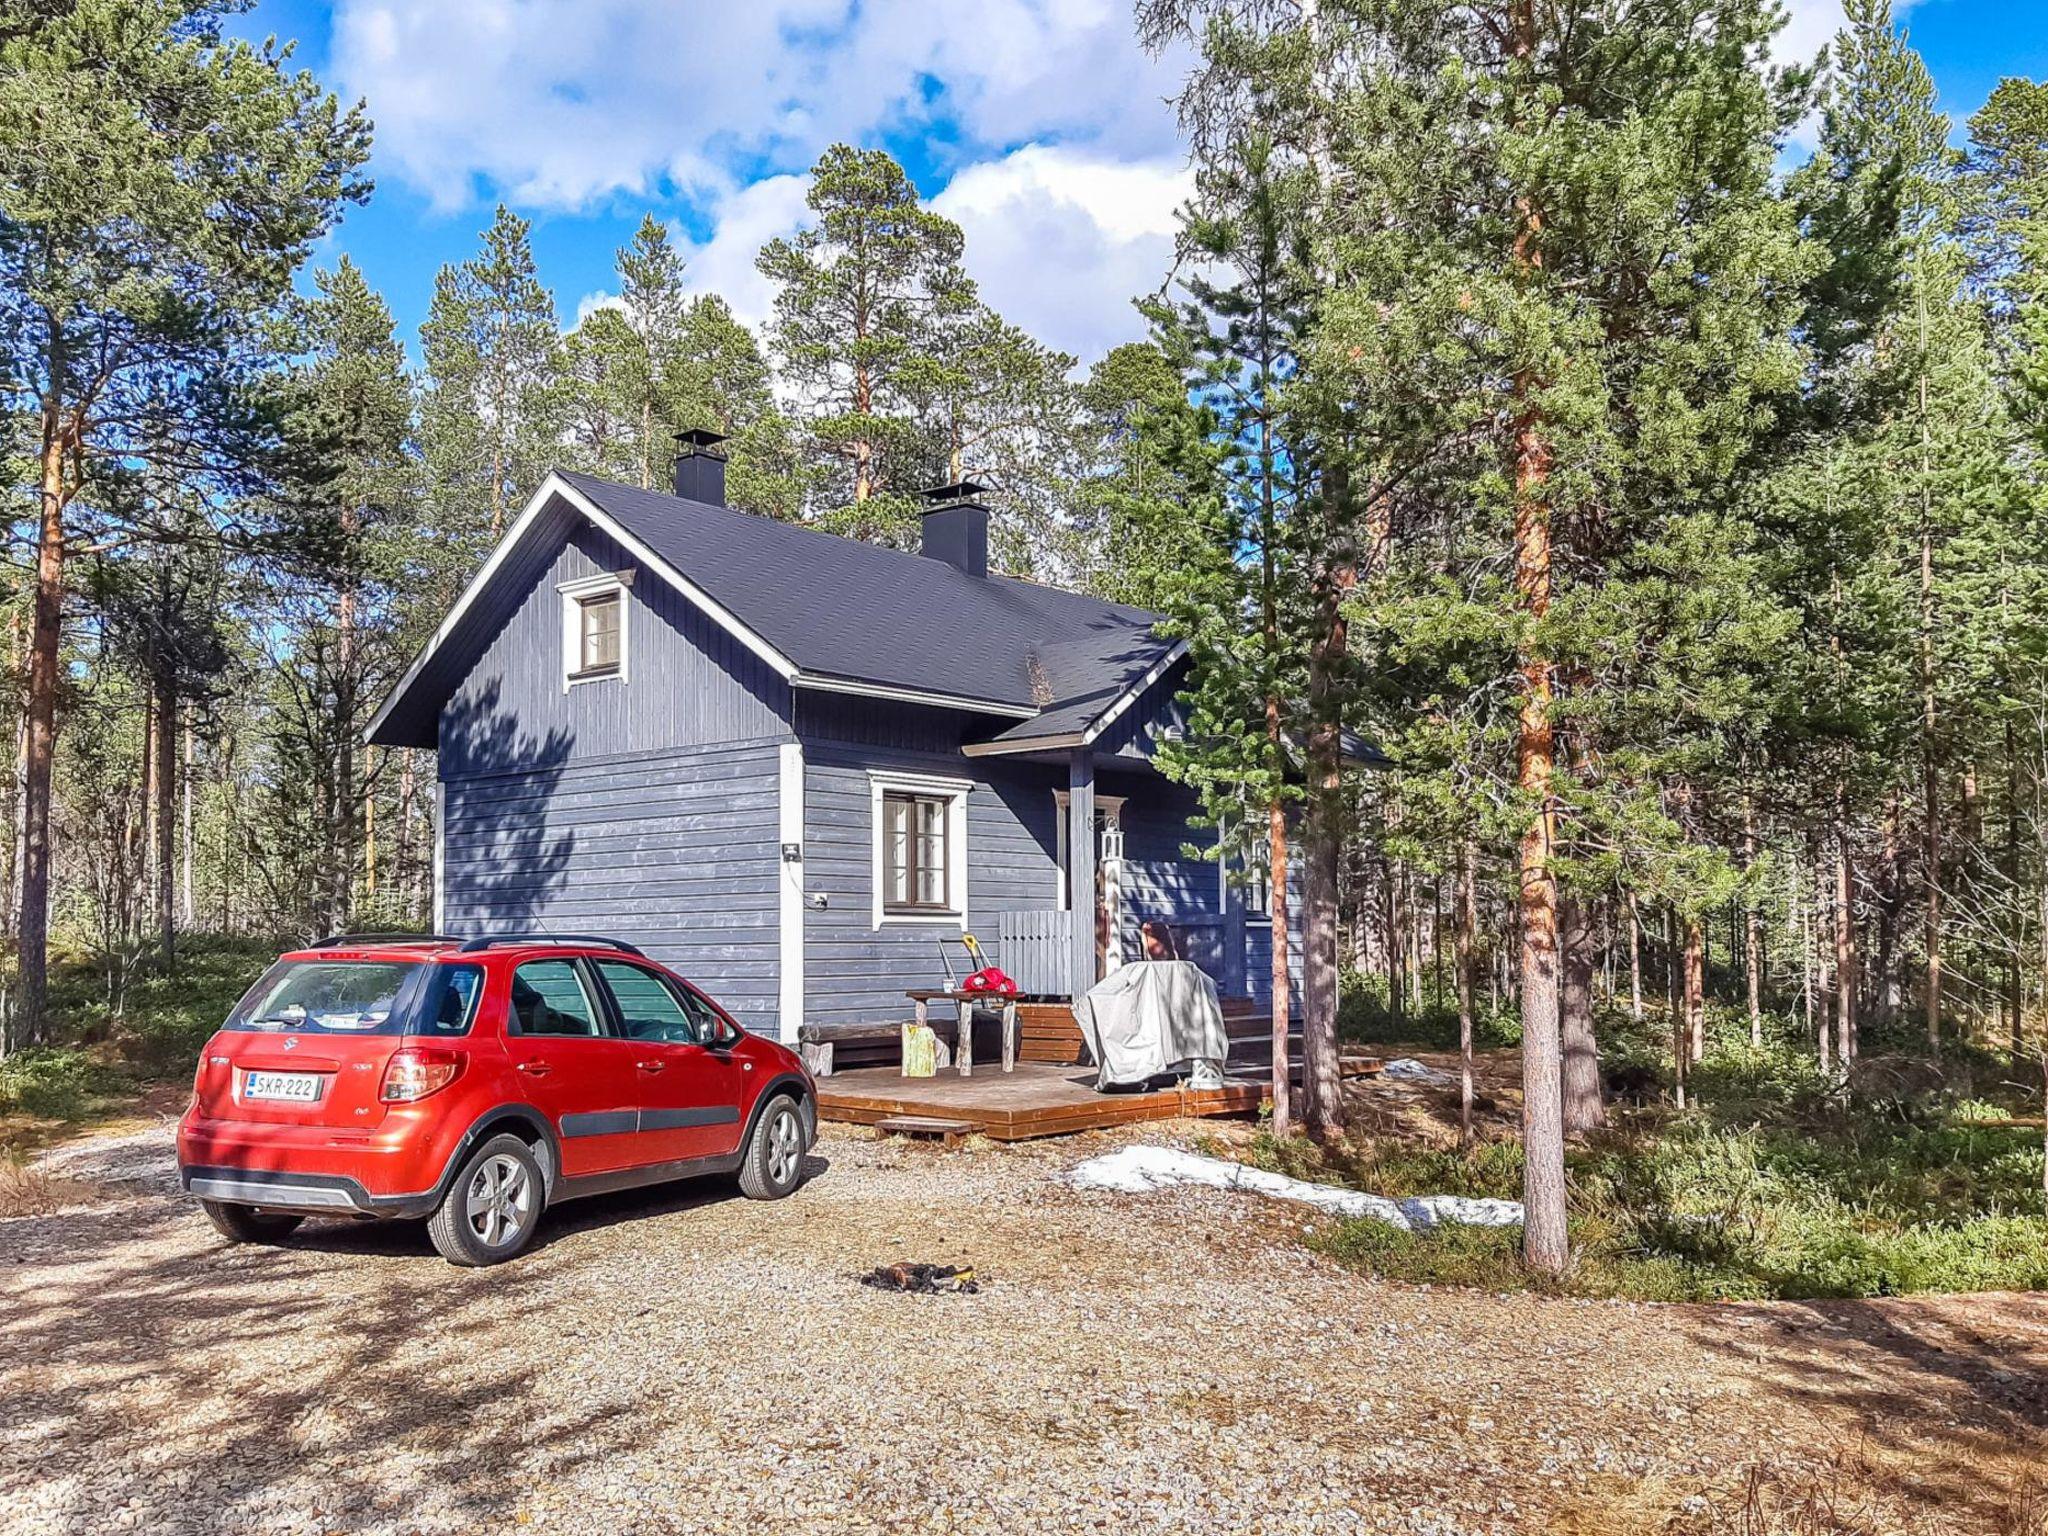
918 481 990 578
672 428 728 505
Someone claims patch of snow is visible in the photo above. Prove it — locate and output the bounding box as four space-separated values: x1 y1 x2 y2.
1064 1145 1523 1232
1381 1057 1453 1084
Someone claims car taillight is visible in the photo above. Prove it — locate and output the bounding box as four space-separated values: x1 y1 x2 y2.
381 1047 463 1103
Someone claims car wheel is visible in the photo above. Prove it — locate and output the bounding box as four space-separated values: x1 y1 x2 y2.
738 1096 808 1200
200 1200 304 1244
428 1133 545 1267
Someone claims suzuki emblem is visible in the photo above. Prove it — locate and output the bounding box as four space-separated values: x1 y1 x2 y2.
282 1036 297 1051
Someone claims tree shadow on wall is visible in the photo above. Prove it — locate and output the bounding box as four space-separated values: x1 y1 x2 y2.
438 682 577 933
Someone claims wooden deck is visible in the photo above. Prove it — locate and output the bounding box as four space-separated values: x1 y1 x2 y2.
816 1057 1383 1142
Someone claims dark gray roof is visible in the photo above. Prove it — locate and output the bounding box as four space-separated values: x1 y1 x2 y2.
558 473 1175 715
367 471 1180 750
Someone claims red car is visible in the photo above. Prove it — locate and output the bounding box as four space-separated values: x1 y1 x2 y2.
177 934 816 1266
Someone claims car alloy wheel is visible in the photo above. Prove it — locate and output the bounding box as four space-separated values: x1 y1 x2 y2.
463 1151 535 1249
766 1105 802 1187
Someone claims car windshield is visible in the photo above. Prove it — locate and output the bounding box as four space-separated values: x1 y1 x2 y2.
226 960 425 1035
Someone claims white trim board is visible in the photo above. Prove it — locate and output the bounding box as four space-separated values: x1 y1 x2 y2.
778 741 805 1042
867 769 972 930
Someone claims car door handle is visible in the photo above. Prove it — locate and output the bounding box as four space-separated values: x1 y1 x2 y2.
636 1059 666 1073
515 1061 552 1077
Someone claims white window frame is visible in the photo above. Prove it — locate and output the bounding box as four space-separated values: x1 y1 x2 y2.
869 769 972 928
559 570 634 691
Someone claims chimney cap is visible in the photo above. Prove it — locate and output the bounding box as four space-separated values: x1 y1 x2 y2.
920 479 990 508
675 427 728 456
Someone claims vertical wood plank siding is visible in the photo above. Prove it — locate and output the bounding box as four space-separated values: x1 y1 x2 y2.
440 523 790 778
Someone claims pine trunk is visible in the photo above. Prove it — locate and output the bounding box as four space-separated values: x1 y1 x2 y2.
1561 894 1603 1136
1835 795 1856 1066
15 412 70 1049
1267 785 1293 1140
1457 839 1477 1146
153 663 177 963
1511 355 1568 1271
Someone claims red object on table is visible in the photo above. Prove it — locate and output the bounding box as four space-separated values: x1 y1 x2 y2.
961 966 1019 997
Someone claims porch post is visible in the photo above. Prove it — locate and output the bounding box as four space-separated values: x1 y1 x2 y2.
1221 827 1247 997
1068 748 1095 1006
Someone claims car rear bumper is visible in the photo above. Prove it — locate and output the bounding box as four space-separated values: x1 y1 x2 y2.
177 1112 456 1218
179 1163 441 1219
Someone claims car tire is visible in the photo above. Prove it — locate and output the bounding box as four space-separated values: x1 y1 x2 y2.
738 1095 808 1201
200 1200 304 1244
427 1133 546 1267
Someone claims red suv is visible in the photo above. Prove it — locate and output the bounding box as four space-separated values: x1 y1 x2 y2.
177 934 816 1266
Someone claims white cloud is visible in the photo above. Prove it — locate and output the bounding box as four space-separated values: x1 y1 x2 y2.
675 175 815 334
571 151 1185 364
933 146 1191 363
331 0 1188 212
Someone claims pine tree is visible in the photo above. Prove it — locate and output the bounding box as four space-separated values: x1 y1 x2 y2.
758 145 976 543
0 0 370 1043
419 206 564 562
275 256 417 934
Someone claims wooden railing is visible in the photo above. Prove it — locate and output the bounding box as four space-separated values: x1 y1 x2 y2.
995 910 1073 996
995 909 1246 999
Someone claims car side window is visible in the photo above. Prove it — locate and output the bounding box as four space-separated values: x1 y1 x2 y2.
678 984 735 1046
509 960 604 1037
418 964 485 1036
596 961 704 1044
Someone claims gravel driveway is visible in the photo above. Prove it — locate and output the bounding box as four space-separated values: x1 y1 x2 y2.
5 1117 2045 1535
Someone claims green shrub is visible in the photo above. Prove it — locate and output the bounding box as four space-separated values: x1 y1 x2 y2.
0 1048 103 1119
1335 968 1520 1050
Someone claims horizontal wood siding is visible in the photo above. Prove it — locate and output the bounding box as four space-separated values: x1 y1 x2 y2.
441 521 790 778
441 741 786 1037
799 730 1066 1028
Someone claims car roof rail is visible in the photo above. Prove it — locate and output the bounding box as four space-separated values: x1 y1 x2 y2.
310 932 464 948
454 934 647 958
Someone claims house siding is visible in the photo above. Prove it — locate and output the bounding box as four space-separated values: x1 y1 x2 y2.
440 522 790 779
440 740 785 1036
436 514 794 1037
799 733 1065 1029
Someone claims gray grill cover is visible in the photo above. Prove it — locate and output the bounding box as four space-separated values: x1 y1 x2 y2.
1074 960 1230 1089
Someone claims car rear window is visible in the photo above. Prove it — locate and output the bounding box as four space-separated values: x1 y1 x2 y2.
226 960 428 1036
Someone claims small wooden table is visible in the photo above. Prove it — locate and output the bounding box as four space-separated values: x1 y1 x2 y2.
904 989 1018 1077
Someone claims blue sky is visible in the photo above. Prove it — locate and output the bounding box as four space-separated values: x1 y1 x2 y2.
234 0 2048 369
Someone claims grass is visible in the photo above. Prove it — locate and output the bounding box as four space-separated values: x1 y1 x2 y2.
1248 991 2048 1302
0 934 285 1147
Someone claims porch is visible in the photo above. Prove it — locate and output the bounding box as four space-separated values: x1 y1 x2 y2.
811 998 1384 1141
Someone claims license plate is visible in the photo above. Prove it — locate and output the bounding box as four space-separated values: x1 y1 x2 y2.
244 1071 323 1104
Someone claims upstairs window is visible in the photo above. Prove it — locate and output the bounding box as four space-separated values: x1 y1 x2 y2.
559 570 632 689
578 591 621 676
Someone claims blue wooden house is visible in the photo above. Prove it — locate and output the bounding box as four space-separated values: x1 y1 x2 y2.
367 437 1289 1043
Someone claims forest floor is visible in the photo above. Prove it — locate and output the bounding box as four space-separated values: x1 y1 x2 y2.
4 1088 2046 1536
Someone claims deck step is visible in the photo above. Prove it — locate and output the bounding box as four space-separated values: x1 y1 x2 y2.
873 1115 983 1147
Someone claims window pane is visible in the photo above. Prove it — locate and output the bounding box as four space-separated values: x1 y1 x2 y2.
510 960 602 1036
422 964 486 1035
885 796 909 904
581 593 620 671
597 961 700 1043
226 961 420 1035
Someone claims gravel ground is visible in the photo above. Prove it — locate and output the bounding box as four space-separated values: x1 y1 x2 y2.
4 1111 2046 1536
